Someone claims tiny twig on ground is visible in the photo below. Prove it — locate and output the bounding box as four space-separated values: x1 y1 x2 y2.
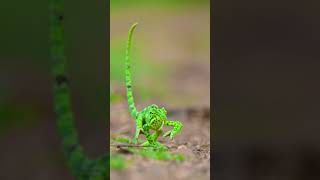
111 143 152 148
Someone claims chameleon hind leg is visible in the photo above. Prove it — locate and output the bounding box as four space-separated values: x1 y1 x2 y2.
163 120 183 140
132 116 143 144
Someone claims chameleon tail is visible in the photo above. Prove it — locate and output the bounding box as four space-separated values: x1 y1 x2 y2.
49 1 110 178
125 23 139 119
49 0 109 178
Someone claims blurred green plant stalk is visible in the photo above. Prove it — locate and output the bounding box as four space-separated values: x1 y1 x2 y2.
111 136 185 168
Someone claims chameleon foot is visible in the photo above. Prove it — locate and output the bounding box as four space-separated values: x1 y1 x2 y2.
141 141 168 150
132 138 138 144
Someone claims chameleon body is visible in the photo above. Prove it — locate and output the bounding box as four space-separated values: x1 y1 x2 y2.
49 0 108 179
125 23 183 149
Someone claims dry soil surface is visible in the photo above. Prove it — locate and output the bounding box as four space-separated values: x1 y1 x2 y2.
110 102 210 180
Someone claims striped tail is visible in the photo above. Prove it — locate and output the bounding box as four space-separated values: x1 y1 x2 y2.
49 0 108 178
125 23 139 119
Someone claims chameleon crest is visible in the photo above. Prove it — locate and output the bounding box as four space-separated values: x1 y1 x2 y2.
125 23 183 149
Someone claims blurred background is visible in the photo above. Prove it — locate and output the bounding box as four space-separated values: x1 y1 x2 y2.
110 0 210 107
110 0 210 180
214 0 320 179
0 0 108 179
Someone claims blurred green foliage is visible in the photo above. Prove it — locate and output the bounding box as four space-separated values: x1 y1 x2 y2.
130 148 185 161
110 0 210 106
110 92 123 104
110 154 128 170
110 37 168 102
111 136 144 144
111 136 133 144
111 0 209 11
111 136 185 161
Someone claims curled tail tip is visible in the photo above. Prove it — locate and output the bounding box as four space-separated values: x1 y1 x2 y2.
130 22 139 31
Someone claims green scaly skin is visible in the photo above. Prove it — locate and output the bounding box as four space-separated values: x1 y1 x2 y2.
49 0 108 179
125 23 183 150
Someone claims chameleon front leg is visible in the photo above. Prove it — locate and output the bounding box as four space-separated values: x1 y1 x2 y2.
133 116 143 144
141 129 167 149
163 120 183 140
142 124 154 144
151 129 163 141
140 123 164 148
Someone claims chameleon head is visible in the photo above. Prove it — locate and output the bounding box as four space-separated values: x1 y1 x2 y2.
146 104 167 130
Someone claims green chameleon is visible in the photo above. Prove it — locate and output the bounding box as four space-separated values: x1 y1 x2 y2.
125 23 183 149
49 0 108 179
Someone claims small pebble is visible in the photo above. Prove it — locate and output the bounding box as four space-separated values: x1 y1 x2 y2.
178 145 187 151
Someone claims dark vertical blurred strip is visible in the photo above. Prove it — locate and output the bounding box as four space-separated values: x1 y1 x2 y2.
210 0 214 179
106 0 111 172
213 0 320 179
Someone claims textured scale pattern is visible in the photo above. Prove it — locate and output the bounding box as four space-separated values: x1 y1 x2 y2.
49 0 108 179
125 23 183 149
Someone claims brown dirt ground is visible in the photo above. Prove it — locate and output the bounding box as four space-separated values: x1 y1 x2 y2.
110 102 210 180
